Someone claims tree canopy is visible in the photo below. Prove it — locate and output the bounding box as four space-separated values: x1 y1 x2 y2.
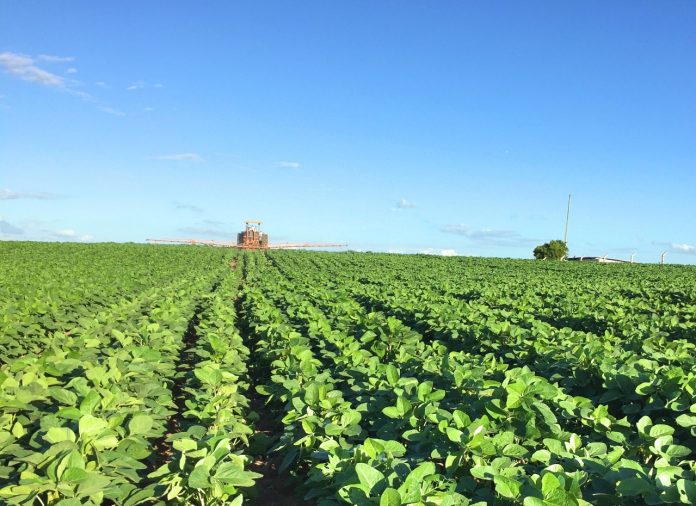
533 240 568 260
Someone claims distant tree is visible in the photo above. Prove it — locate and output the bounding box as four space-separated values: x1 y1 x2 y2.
533 240 568 260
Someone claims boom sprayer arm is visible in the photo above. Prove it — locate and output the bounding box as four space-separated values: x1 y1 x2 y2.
147 220 347 250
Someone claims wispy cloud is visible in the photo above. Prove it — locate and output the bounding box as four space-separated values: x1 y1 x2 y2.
66 67 78 74
53 229 77 238
395 198 416 209
150 153 205 162
178 226 232 238
37 54 75 63
203 219 224 226
0 52 66 88
442 224 516 239
419 248 458 256
388 247 457 256
0 52 123 116
174 202 204 213
97 105 125 116
127 80 146 91
127 81 163 91
276 161 301 169
671 243 696 255
0 217 93 242
0 219 23 235
52 229 92 242
442 224 535 247
0 188 64 200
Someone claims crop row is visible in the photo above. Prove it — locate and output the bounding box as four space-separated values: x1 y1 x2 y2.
257 250 696 504
270 253 696 427
0 246 240 505
0 243 231 362
2 243 696 505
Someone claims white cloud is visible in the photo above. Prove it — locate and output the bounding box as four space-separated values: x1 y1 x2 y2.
443 224 514 239
150 153 205 162
672 243 696 255
0 217 93 242
37 54 75 63
143 106 154 112
0 52 66 88
0 219 23 235
51 229 92 242
418 248 458 256
68 89 94 101
127 80 146 91
175 202 204 213
97 105 126 116
442 224 536 247
127 81 162 91
66 67 78 74
395 198 416 209
53 229 77 238
276 161 301 169
0 52 122 116
0 188 63 200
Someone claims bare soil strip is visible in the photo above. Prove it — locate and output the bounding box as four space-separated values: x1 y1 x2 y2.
149 275 223 473
234 268 311 505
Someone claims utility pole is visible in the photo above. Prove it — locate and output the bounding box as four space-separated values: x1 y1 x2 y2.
564 194 571 246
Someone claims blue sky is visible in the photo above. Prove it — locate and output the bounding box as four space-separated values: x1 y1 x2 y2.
1 1 695 263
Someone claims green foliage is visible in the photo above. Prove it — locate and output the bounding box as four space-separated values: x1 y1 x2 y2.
2 243 696 505
533 240 569 260
245 250 696 504
0 243 253 505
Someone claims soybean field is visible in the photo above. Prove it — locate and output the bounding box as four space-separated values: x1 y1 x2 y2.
1 242 696 505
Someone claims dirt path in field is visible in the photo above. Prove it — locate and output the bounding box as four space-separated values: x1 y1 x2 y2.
247 391 308 505
149 305 202 470
234 263 311 505
149 275 223 473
